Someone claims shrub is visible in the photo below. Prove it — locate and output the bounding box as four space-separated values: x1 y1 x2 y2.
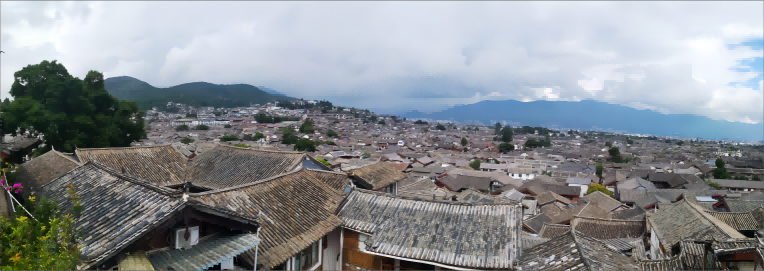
195 125 209 130
175 125 189 131
234 144 251 148
414 120 428 125
327 130 338 138
498 142 514 153
224 124 232 128
314 157 331 167
0 184 83 270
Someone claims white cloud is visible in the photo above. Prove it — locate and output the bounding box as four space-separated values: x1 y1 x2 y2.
0 1 761 123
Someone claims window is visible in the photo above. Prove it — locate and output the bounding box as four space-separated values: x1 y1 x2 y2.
293 240 320 270
358 234 370 251
383 183 397 195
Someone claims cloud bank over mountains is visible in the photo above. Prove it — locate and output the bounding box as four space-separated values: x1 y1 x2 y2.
1 2 761 123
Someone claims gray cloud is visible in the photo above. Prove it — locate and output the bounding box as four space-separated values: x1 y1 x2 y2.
1 1 761 123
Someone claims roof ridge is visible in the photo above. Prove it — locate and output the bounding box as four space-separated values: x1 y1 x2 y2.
218 143 305 154
187 167 306 196
85 161 183 196
352 188 521 206
75 144 172 151
682 198 746 239
572 215 647 223
50 149 82 166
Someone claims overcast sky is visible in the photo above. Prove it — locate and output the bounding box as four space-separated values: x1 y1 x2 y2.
1 1 762 123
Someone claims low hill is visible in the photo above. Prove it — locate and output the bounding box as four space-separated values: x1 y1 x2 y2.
403 99 763 142
104 76 296 110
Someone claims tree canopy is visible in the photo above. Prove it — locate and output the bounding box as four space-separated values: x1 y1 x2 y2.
461 137 468 146
498 142 515 153
608 147 623 163
469 159 481 170
1 60 146 153
500 126 513 142
435 124 446 130
294 138 316 152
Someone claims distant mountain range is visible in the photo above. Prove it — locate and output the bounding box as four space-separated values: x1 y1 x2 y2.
403 99 764 142
104 76 297 110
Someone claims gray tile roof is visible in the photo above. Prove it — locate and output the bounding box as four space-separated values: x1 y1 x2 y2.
75 145 189 186
647 199 746 248
725 199 764 212
146 233 261 271
337 189 523 269
19 150 81 199
189 169 348 269
517 230 639 271
188 145 306 190
35 162 186 269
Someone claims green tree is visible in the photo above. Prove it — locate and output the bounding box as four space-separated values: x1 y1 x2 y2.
498 142 515 153
185 113 197 118
605 141 612 147
753 176 761 181
608 147 623 163
362 151 371 159
595 162 604 182
414 120 428 125
713 158 731 179
219 135 240 142
0 184 84 270
195 125 209 130
469 159 482 170
234 143 251 148
176 125 189 131
212 111 221 117
327 130 338 138
281 129 299 145
180 137 194 144
585 183 614 198
378 120 385 125
627 139 634 144
300 118 314 134
677 140 684 146
461 137 468 146
294 138 317 152
253 132 265 141
494 122 502 135
0 61 146 153
500 126 513 142
224 124 232 128
436 124 446 130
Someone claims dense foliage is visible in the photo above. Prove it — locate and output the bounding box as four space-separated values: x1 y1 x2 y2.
195 125 209 130
180 137 194 144
219 135 240 142
280 128 299 145
234 144 251 148
0 183 84 270
294 138 316 152
608 147 623 163
1 61 146 153
500 126 513 142
300 119 314 134
327 130 338 138
585 183 614 197
713 158 732 179
176 125 189 131
224 124 232 128
414 120 428 125
595 162 604 181
498 142 515 153
461 137 468 146
524 136 551 148
435 124 446 130
469 159 481 170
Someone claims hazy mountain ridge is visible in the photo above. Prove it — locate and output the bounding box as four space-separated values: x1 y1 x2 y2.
104 76 296 110
403 99 763 142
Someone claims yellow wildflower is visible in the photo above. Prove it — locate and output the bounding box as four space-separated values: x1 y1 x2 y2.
10 253 20 262
29 196 36 202
16 216 27 222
